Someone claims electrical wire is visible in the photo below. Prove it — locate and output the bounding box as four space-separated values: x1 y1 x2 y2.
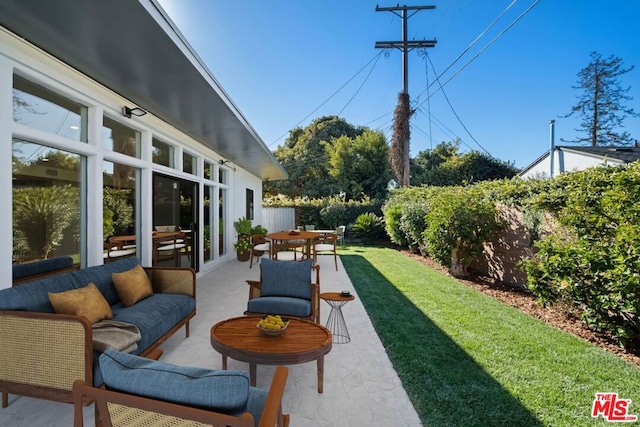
338 52 383 116
423 52 433 149
269 51 385 147
426 55 489 154
415 0 519 101
416 0 540 108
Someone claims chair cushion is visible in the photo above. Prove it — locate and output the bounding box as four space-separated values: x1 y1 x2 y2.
112 264 153 307
247 296 311 318
260 258 312 300
48 282 113 324
253 243 270 251
314 244 334 252
99 349 250 415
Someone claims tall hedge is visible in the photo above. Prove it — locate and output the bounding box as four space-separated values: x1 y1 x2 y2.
522 163 640 350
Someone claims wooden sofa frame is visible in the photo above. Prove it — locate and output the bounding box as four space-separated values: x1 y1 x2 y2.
0 266 196 408
72 366 290 427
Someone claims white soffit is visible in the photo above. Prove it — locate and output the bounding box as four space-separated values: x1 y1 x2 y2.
0 0 287 181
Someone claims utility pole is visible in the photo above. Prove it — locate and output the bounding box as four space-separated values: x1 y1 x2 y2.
376 4 436 187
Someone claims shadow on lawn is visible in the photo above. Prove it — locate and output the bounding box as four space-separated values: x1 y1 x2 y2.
341 253 543 427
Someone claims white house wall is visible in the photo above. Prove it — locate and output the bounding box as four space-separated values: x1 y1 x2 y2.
521 149 623 179
0 28 267 289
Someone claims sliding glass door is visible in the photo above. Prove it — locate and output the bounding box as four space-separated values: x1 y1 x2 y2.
152 173 198 270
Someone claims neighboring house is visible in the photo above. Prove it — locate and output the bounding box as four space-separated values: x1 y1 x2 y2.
519 145 640 179
0 0 287 290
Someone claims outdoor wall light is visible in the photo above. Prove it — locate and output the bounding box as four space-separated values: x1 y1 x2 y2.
122 106 147 118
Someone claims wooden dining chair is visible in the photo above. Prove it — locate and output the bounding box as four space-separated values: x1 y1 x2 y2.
313 233 338 270
271 240 305 261
250 234 271 268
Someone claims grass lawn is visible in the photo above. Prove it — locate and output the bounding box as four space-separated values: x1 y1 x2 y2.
340 245 640 427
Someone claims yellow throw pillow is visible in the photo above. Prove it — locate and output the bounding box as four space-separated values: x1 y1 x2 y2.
49 283 113 324
112 264 153 307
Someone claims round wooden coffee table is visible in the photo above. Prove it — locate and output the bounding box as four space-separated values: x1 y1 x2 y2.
210 316 332 393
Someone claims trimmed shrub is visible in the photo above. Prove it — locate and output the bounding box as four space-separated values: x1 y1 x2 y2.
423 186 500 277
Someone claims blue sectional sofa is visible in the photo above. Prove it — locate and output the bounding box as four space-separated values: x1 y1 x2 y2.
0 257 196 407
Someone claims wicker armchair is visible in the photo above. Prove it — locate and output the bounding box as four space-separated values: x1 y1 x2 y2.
72 366 290 427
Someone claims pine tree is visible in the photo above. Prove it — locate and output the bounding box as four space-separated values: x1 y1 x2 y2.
563 52 637 146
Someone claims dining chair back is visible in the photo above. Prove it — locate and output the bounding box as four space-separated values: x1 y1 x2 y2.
250 234 271 268
336 225 346 246
271 240 305 261
313 233 338 271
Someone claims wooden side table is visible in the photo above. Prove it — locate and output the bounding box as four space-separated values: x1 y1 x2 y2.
320 292 355 344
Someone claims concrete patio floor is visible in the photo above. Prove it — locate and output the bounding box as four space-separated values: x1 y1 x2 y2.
0 255 421 426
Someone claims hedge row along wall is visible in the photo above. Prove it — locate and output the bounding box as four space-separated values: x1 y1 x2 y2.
383 162 640 350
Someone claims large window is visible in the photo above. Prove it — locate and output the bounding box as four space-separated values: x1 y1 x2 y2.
204 161 214 181
102 117 140 157
152 138 174 168
103 160 138 262
13 75 87 142
12 139 85 264
183 152 196 175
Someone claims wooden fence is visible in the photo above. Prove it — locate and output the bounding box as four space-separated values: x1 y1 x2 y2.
261 207 295 233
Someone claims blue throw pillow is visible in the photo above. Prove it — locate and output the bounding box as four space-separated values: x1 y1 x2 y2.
260 258 312 300
99 349 250 415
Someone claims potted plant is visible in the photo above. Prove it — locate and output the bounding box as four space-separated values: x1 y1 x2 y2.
251 225 268 235
233 217 253 236
233 217 253 261
233 237 253 261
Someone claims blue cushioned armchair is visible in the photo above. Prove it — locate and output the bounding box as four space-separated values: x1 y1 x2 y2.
73 349 289 427
245 259 320 323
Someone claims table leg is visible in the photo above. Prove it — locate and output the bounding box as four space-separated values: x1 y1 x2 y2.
249 363 257 387
317 356 324 393
221 355 228 370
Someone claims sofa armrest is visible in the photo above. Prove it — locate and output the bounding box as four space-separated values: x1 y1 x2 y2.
0 311 92 393
144 267 196 297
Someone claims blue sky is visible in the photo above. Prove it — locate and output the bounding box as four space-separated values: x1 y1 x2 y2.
156 0 640 169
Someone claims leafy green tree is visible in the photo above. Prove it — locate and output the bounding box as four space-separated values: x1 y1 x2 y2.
325 130 391 200
563 52 638 146
411 141 518 186
410 140 458 185
265 116 363 198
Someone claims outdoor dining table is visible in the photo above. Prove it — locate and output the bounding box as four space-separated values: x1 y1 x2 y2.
265 230 318 260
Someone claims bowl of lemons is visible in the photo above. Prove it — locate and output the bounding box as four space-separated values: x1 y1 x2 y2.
257 315 289 336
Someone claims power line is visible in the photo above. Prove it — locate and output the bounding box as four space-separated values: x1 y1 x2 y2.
426 54 489 154
415 0 519 101
338 52 383 116
372 0 539 126
269 51 384 147
415 0 540 109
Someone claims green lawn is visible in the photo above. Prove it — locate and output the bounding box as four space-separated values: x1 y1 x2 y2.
340 245 640 427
